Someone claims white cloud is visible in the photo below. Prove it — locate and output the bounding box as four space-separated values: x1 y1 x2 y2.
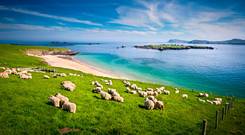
0 5 102 26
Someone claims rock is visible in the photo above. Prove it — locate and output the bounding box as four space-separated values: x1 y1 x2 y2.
62 81 76 91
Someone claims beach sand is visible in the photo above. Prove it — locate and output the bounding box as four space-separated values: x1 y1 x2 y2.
29 54 128 79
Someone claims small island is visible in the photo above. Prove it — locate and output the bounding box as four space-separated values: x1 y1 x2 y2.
134 44 214 51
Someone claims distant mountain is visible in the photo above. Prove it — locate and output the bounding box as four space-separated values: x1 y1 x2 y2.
168 39 188 43
168 39 245 45
49 41 101 46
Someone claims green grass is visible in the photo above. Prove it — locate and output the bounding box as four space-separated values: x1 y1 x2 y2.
0 44 244 135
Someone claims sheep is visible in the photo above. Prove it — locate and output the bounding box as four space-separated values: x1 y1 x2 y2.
175 88 180 94
106 80 113 86
108 88 120 97
153 91 159 97
43 75 50 79
59 73 67 77
62 81 76 91
100 91 112 100
144 99 155 110
206 100 214 104
0 72 9 78
154 101 164 110
112 95 124 102
94 81 103 88
48 96 60 107
19 73 32 79
146 88 154 91
198 98 206 103
92 87 102 93
159 86 165 91
163 90 170 95
213 100 222 105
130 84 138 90
147 96 158 103
156 88 162 94
55 93 69 106
11 68 18 74
199 93 209 97
125 87 131 93
204 93 209 97
62 101 76 113
182 94 188 99
129 90 137 94
139 91 147 97
123 80 131 86
4 68 12 74
146 91 154 96
214 98 222 102
136 87 142 91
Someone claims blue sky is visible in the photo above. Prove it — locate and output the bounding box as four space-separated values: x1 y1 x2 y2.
0 0 244 42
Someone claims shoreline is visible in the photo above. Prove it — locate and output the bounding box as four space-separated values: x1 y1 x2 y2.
28 53 130 79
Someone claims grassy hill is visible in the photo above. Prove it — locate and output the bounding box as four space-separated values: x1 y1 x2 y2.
0 44 244 135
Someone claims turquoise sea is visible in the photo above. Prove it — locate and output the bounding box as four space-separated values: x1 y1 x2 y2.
32 42 245 97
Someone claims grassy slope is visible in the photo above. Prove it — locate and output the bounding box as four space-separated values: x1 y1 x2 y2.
0 44 244 135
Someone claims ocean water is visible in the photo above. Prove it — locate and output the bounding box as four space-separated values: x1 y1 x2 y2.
62 42 245 97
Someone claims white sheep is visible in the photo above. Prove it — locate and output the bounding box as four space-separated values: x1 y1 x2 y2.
206 100 213 104
147 96 158 103
112 95 124 102
130 84 138 90
153 91 159 97
163 90 170 95
43 75 50 79
48 96 60 107
198 98 206 103
139 91 147 97
108 88 120 97
62 101 76 113
0 72 9 78
19 73 32 79
144 99 155 110
129 90 137 94
55 93 69 106
62 81 76 91
156 88 162 94
146 91 154 96
123 80 131 86
100 91 112 100
182 94 188 99
154 101 164 110
92 87 102 93
204 93 209 97
159 86 165 91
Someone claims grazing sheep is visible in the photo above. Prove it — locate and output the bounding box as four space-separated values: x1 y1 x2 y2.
213 100 222 105
55 93 69 106
92 87 102 93
19 73 32 79
214 98 222 102
11 68 17 74
136 87 142 91
126 87 131 93
62 81 76 91
153 91 159 97
182 94 188 99
199 93 204 97
60 73 67 77
206 100 214 104
123 80 131 86
108 88 120 97
146 91 154 96
156 88 162 94
43 75 50 79
112 95 124 102
0 72 9 78
198 98 206 103
100 91 112 100
48 96 60 107
144 99 155 110
154 101 164 110
139 91 147 97
129 90 137 94
204 93 209 97
94 81 103 88
4 68 12 74
62 101 76 113
159 86 165 91
163 90 170 95
146 88 154 91
130 84 137 90
175 90 180 94
106 80 113 86
147 96 158 103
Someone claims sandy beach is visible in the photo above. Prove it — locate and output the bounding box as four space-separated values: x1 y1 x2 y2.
29 54 127 79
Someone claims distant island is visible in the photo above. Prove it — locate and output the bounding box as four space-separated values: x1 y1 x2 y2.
49 41 101 46
134 44 214 51
168 39 245 45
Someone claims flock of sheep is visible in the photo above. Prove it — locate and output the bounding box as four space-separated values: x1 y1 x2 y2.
0 66 223 113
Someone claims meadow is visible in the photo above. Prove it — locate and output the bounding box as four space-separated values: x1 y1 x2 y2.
0 44 244 135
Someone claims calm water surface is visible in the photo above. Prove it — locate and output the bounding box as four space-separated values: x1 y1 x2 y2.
64 43 245 97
